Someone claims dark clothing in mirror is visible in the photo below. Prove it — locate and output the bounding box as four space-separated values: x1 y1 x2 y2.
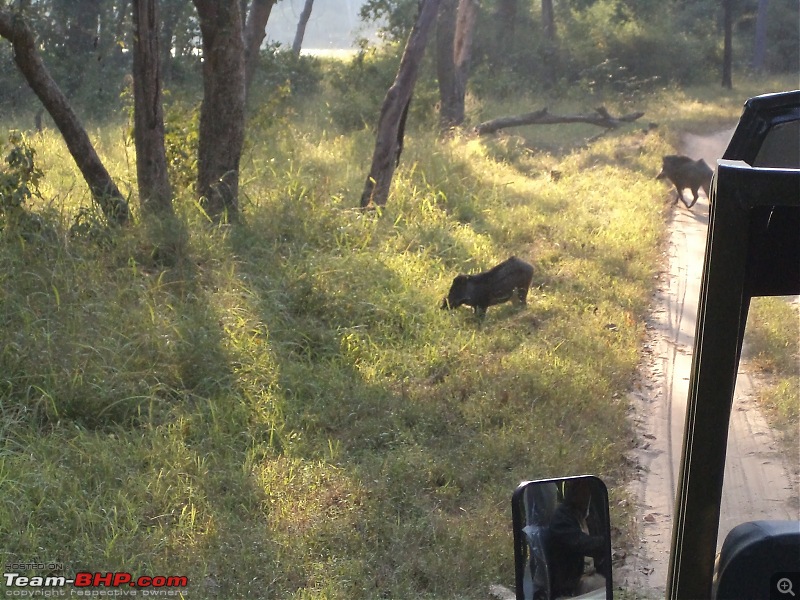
548 483 607 597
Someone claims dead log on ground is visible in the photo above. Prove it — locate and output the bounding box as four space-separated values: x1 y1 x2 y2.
475 106 645 136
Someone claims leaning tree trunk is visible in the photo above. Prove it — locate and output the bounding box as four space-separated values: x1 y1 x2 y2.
132 0 173 215
360 0 442 209
193 0 247 222
291 0 315 56
0 8 130 226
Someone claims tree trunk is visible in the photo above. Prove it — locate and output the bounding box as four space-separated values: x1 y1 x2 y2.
436 0 458 130
243 0 276 93
437 0 476 132
451 0 478 125
160 11 175 86
360 0 442 209
291 0 314 56
493 0 516 66
65 0 102 95
0 8 129 226
722 0 733 89
495 0 516 42
132 0 173 215
193 0 247 222
541 0 557 86
542 0 555 44
751 0 768 71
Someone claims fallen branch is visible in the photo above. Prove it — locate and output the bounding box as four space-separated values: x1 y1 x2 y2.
475 106 645 135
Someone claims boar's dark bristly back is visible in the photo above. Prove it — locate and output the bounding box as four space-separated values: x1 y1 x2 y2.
442 256 534 316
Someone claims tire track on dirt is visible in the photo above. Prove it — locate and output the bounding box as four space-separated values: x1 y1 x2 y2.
619 128 799 598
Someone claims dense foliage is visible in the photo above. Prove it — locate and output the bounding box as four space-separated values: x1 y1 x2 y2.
1 0 798 120
363 0 798 97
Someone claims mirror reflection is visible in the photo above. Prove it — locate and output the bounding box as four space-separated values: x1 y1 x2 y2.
513 476 612 600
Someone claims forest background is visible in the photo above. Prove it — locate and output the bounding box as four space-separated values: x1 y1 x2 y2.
0 0 797 598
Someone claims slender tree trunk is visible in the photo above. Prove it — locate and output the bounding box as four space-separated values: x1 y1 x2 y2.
436 0 458 130
751 0 769 71
243 0 276 93
722 0 733 88
291 0 314 55
542 0 556 44
360 0 442 209
65 0 102 95
132 0 173 215
541 0 557 86
160 15 175 86
493 0 516 66
451 0 477 124
495 0 516 42
193 0 247 222
436 0 476 132
0 9 129 225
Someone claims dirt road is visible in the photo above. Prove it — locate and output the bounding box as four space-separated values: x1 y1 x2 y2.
619 129 800 598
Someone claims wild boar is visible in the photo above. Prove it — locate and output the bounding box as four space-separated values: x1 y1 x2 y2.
441 256 534 316
656 155 714 209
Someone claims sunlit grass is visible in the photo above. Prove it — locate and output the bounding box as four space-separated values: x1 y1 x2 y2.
745 296 800 449
1 75 796 598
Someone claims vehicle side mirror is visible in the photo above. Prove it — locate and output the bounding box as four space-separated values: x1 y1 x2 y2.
512 476 613 600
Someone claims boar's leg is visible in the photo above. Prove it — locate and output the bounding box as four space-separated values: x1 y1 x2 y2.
685 187 700 208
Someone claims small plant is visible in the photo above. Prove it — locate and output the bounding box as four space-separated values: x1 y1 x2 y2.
163 103 200 195
0 130 43 215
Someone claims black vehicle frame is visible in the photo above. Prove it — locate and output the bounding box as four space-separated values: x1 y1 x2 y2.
667 89 800 599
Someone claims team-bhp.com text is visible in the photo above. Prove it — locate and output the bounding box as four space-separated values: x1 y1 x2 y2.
4 572 188 596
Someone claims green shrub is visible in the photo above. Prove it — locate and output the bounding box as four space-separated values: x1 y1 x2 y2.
0 131 43 226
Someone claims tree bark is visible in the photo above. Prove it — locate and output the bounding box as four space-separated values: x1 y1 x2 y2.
450 0 477 126
65 0 102 95
475 107 645 135
193 0 247 222
360 0 442 209
495 0 516 42
132 0 173 215
751 0 768 71
436 0 458 130
541 0 557 86
722 0 733 89
243 0 276 93
291 0 314 56
0 8 129 226
493 0 516 66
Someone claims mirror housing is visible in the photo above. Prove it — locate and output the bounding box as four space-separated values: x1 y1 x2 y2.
512 476 613 600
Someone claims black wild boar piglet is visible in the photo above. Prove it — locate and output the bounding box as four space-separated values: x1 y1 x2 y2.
441 256 534 316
